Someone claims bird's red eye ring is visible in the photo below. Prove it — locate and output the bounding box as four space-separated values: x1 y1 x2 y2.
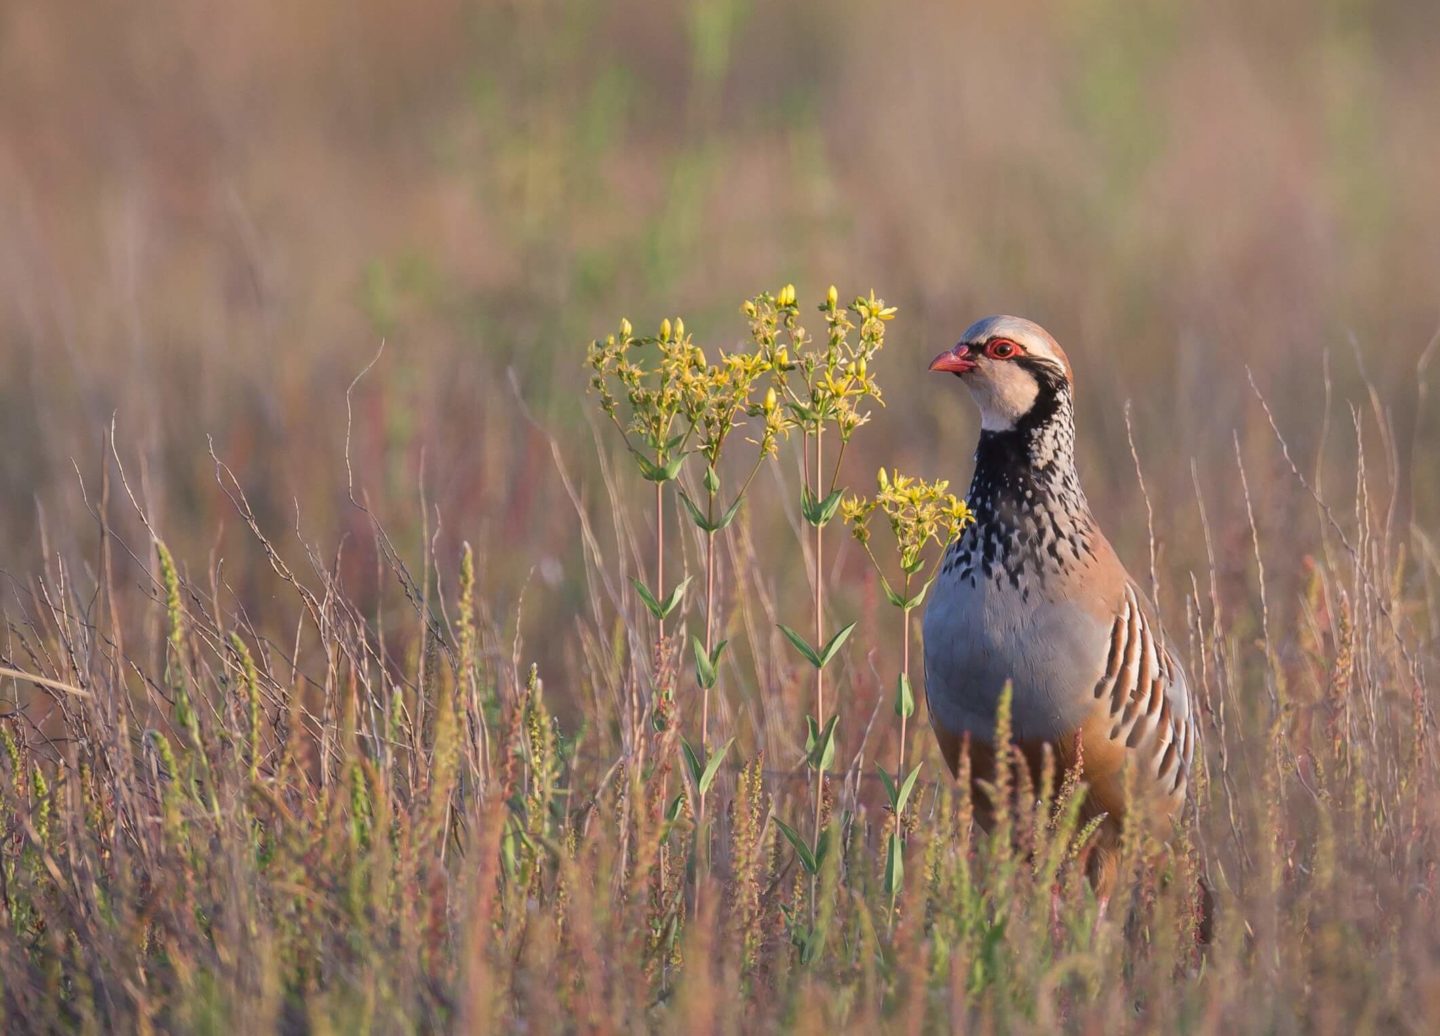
986 339 1019 359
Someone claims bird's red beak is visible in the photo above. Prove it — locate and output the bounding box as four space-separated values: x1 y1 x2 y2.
929 345 977 375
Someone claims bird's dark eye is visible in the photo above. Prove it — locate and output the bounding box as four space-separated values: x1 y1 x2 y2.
987 339 1019 359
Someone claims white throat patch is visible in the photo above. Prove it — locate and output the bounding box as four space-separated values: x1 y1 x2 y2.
967 368 1041 431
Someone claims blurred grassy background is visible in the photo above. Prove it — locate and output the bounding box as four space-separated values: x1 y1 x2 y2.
2 0 1437 714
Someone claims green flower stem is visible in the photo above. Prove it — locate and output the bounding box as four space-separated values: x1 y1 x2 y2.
695 492 717 919
899 597 911 776
811 426 826 922
702 508 716 747
656 480 665 640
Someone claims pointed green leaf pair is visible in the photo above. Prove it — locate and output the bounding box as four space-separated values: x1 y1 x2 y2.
778 624 821 668
702 464 720 495
894 672 915 719
700 738 733 796
805 714 839 772
880 574 936 612
779 907 825 964
631 575 690 621
878 761 924 815
800 486 845 527
691 636 728 690
678 490 707 529
774 816 818 874
681 739 703 788
639 454 686 483
817 622 857 667
775 816 832 877
681 736 734 798
713 496 744 531
678 490 744 533
778 621 856 670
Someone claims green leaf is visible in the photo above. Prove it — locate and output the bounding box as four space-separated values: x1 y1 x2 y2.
800 487 846 527
631 576 690 620
712 495 744 531
778 624 822 668
878 764 899 809
815 825 833 870
666 793 686 823
657 576 691 619
642 454 687 483
699 737 733 796
902 575 938 611
814 488 844 526
816 621 857 668
880 575 908 610
703 465 720 495
895 671 915 719
883 831 904 897
681 738 703 787
678 490 715 532
709 639 729 684
774 816 818 874
692 635 717 689
896 762 924 815
800 487 819 524
805 714 839 772
631 578 664 620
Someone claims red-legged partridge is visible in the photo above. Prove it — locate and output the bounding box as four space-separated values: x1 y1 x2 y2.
923 316 1197 891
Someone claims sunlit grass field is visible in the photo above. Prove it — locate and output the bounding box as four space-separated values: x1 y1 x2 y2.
2 1 1439 1030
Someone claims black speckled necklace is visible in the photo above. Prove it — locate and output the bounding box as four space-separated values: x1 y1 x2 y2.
942 381 1097 595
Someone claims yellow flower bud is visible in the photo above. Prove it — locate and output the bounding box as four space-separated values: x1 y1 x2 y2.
660 318 672 342
764 387 777 413
781 283 796 307
878 468 889 490
742 300 757 317
856 357 867 378
827 284 838 309
775 346 789 367
620 318 632 338
674 317 685 339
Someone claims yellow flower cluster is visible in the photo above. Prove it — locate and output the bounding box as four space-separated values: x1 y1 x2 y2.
742 284 891 444
587 283 897 480
587 306 791 478
843 468 974 575
586 316 701 465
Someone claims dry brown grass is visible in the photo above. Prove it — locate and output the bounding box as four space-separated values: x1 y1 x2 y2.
2 1 1439 1031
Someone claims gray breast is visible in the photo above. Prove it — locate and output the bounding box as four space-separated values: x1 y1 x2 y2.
922 560 1111 743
